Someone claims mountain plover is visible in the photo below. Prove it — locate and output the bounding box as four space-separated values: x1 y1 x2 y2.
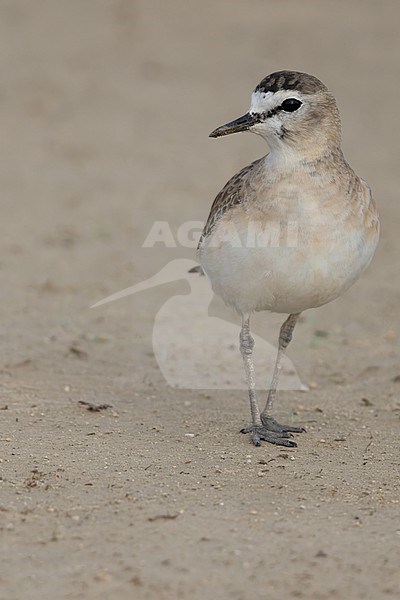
198 70 379 447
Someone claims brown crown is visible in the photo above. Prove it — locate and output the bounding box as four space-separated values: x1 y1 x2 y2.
255 71 328 95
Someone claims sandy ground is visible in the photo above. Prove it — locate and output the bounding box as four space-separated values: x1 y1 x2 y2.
1 1 400 599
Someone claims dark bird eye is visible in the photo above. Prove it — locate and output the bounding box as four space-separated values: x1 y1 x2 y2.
281 98 302 112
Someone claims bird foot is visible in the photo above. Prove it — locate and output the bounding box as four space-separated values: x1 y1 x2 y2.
261 415 306 434
241 416 306 447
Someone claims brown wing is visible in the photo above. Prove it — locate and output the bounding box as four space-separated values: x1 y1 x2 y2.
198 157 265 249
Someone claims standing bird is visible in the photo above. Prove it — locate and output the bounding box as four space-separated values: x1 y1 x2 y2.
199 70 379 447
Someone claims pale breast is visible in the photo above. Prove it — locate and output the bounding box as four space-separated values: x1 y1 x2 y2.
199 167 379 315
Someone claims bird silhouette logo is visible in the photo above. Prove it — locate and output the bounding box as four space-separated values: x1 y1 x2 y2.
92 259 305 391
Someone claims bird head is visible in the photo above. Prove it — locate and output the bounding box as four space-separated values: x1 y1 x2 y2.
210 70 341 158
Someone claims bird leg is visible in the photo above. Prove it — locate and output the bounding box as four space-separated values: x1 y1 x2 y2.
239 315 302 447
239 315 261 432
260 313 306 438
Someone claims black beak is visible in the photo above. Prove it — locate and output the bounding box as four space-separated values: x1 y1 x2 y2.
209 112 258 138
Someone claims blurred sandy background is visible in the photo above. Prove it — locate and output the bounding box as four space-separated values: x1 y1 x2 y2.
1 1 399 599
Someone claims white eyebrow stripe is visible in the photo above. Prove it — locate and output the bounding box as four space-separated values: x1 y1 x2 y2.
249 90 303 115
249 91 274 113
